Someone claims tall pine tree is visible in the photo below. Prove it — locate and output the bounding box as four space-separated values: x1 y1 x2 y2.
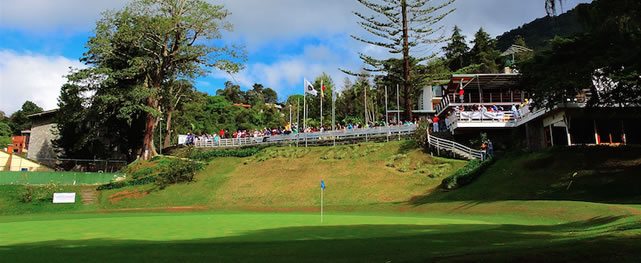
469 28 500 73
443 26 469 71
345 0 455 120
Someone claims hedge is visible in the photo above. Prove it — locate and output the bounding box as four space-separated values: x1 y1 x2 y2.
441 158 495 190
96 176 157 191
190 147 263 161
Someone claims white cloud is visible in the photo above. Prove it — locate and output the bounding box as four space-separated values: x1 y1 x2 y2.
214 42 360 99
0 50 84 114
0 0 129 32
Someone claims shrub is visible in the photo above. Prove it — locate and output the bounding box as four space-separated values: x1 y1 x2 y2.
19 183 65 203
412 121 430 149
96 176 156 191
441 158 495 190
190 147 263 161
155 159 204 189
97 156 204 191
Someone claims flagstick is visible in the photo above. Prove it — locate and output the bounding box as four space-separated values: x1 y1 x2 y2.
321 187 324 223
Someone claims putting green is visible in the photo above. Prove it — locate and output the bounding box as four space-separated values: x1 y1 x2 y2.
1 211 639 262
0 212 501 245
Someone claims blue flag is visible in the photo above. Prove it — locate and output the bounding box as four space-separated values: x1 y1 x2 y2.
320 180 326 190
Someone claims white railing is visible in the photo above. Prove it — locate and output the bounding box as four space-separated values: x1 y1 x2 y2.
444 105 545 132
188 125 418 148
427 133 486 160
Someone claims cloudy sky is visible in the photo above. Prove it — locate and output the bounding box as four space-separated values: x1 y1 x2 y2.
0 0 589 114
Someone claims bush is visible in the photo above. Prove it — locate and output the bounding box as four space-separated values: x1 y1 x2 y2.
96 176 156 191
97 157 204 191
190 147 263 161
155 159 204 189
19 183 65 203
413 121 430 149
441 158 495 190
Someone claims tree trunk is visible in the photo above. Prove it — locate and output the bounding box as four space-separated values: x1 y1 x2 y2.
401 0 413 121
141 96 158 160
163 110 173 148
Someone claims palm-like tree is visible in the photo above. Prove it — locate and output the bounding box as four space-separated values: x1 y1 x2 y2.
545 0 564 16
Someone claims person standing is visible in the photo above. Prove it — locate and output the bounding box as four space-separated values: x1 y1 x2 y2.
459 88 465 103
432 115 440 133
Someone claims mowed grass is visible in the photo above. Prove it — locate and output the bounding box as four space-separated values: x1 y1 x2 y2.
1 210 640 262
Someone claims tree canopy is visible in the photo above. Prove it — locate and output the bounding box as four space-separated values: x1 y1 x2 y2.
56 0 245 160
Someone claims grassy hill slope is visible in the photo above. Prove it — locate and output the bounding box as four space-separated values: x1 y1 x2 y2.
417 146 641 204
98 141 466 210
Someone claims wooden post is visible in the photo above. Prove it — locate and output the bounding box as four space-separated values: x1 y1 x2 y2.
549 125 554 146
622 120 627 145
593 120 599 144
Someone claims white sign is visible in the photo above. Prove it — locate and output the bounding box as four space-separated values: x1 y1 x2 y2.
53 193 76 204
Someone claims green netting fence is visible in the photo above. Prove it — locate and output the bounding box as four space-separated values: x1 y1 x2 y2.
0 171 123 185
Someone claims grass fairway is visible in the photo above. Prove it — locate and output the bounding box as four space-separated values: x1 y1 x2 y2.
1 210 640 262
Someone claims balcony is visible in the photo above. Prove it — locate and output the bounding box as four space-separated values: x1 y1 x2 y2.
444 105 547 132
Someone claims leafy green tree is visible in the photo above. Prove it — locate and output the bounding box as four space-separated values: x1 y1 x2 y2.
85 0 244 160
263 88 278 104
0 122 11 148
443 25 469 71
54 80 147 161
522 0 641 108
9 101 43 135
246 83 265 106
216 81 247 104
469 28 500 73
160 79 197 148
345 0 455 120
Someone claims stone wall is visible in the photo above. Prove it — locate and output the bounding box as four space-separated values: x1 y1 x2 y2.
27 121 58 161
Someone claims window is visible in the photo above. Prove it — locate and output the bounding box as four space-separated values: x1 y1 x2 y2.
432 85 444 97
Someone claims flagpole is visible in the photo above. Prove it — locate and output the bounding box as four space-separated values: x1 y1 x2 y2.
396 84 401 141
289 104 292 129
320 79 324 132
385 85 389 142
296 98 300 147
332 84 336 146
304 79 307 147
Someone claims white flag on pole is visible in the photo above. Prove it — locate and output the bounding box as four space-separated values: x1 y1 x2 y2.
304 78 318 96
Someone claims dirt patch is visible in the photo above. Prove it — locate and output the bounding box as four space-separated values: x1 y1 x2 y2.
108 190 149 204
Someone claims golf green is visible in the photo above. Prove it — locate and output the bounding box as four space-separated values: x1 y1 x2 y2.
2 211 638 262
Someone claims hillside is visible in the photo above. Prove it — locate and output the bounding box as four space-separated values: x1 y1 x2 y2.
496 3 587 51
416 146 641 204
97 141 467 210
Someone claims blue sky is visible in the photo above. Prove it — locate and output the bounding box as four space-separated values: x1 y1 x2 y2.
0 0 590 114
